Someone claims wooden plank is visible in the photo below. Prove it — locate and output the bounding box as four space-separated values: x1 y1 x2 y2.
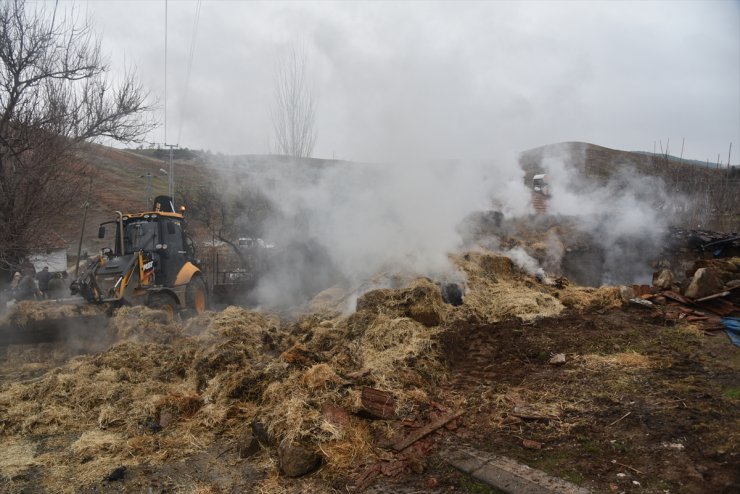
392 410 464 451
695 291 730 303
361 387 396 419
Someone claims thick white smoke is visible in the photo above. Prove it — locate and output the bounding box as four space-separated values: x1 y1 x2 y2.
216 154 531 308
539 144 687 284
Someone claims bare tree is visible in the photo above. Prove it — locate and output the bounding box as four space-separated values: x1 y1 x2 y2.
271 45 317 158
0 0 153 274
178 181 273 267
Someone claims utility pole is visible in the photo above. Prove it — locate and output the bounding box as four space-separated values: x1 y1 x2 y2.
75 177 94 278
680 138 684 160
164 143 178 198
139 173 157 208
728 142 732 168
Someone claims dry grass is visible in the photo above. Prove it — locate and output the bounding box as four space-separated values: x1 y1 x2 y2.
452 251 565 322
578 351 654 370
0 438 37 480
0 248 644 491
557 286 623 311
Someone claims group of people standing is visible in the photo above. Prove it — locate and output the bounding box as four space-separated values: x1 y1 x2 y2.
6 266 69 304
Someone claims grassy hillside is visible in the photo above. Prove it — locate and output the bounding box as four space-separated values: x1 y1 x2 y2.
58 144 213 259
520 141 739 231
57 141 738 264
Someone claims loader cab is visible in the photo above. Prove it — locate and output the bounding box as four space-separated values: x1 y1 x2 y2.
97 209 192 288
121 214 188 287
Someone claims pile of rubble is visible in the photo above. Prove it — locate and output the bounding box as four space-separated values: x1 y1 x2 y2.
0 250 628 491
625 257 740 334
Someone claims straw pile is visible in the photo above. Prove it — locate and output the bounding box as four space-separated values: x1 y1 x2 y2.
1 300 101 328
452 251 565 322
556 285 623 311
0 248 629 490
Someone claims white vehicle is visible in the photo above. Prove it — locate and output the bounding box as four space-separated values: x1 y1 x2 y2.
532 174 550 197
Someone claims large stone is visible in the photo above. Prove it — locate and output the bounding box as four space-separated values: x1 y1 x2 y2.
237 431 260 458
684 268 724 299
278 440 322 477
652 269 676 291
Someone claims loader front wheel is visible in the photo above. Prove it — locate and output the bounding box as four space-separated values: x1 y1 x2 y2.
185 276 208 316
147 292 178 321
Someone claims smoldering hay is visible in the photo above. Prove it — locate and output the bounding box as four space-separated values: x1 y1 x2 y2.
0 250 622 490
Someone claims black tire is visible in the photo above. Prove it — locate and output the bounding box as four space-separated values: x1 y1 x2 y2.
146 292 178 321
185 275 208 316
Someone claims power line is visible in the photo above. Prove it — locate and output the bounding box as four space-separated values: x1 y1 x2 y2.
164 0 167 145
177 0 202 147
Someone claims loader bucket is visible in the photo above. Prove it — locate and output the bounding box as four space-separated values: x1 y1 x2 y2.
0 300 110 346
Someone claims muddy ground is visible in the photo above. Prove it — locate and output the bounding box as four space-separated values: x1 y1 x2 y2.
1 304 738 493
436 307 740 493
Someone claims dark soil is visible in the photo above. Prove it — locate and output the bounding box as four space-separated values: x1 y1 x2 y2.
2 306 738 493
426 307 740 493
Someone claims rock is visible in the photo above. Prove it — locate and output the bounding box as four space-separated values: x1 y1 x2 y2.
251 419 273 446
684 268 724 299
104 466 126 482
618 286 635 302
548 353 566 365
278 440 322 477
237 431 260 458
652 269 675 291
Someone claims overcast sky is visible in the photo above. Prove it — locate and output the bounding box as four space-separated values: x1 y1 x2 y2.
70 0 739 164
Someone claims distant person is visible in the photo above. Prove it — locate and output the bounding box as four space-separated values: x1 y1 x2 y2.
36 266 52 299
5 272 22 306
16 272 38 301
47 273 66 299
9 272 21 292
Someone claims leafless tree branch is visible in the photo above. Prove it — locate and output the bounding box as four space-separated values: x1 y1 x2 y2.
271 45 317 159
0 0 155 273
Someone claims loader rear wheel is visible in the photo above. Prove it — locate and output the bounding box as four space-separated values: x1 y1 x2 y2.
185 276 208 316
147 292 178 321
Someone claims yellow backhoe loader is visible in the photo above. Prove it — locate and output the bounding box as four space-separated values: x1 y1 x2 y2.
0 196 208 345
71 195 208 317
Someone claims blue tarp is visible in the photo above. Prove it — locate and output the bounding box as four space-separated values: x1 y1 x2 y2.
721 317 740 346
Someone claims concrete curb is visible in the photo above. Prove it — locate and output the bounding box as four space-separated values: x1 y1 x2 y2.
441 446 590 494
